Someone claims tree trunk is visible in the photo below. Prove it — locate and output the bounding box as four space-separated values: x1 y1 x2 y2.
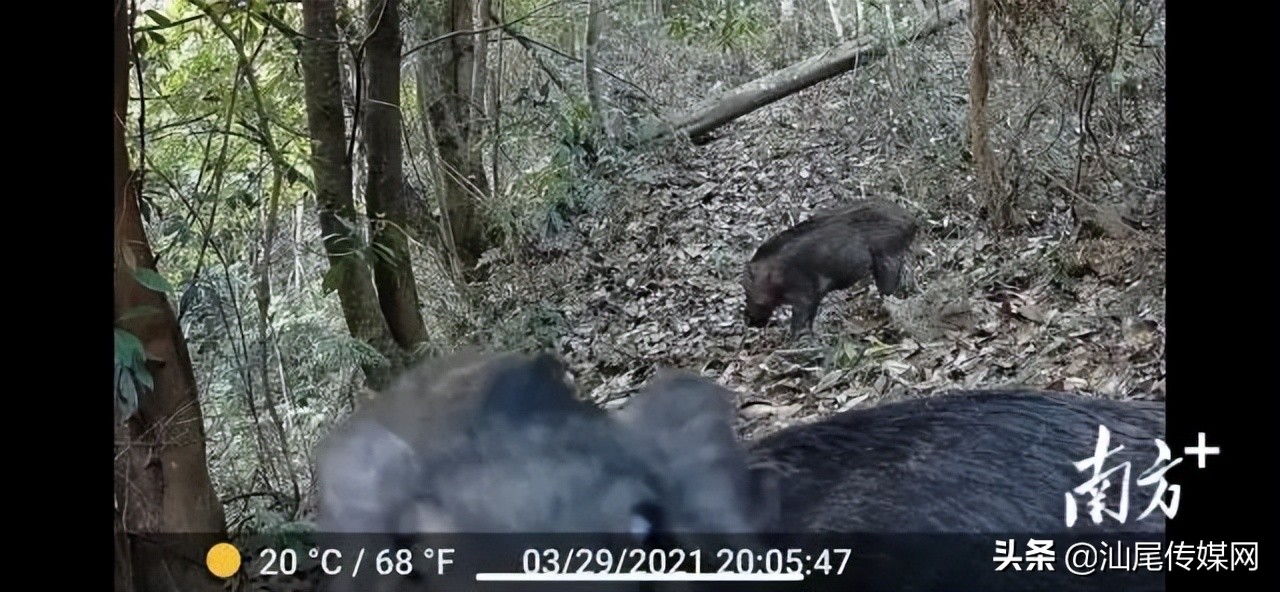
415 0 492 270
775 0 798 61
301 0 400 389
967 0 1013 228
558 20 578 56
640 0 965 144
853 0 864 37
584 0 607 137
114 1 227 589
363 0 429 350
472 0 491 125
825 0 845 40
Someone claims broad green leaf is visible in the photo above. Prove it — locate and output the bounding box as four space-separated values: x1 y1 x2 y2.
147 30 167 46
133 268 174 293
116 364 140 422
144 9 172 27
114 328 146 368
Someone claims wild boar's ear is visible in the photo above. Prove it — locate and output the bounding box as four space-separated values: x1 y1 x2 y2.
477 352 582 422
619 371 770 531
617 370 744 466
316 416 418 533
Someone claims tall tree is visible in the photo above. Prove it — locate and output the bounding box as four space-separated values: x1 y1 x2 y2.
967 0 1012 227
414 0 492 269
363 0 429 349
114 1 226 589
300 0 401 389
584 0 607 138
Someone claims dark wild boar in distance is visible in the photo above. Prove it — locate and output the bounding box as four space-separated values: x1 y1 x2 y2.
743 198 918 336
315 352 1166 591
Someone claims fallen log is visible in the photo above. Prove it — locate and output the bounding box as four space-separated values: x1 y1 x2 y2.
639 0 967 145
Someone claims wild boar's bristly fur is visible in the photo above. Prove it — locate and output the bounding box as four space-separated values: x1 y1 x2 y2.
744 198 919 335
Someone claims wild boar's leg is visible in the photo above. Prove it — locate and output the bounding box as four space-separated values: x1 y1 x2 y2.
789 290 824 335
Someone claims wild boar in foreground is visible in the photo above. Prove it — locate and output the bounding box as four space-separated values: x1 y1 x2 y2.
315 352 1165 591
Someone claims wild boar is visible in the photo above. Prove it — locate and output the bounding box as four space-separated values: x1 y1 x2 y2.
314 352 1165 591
743 198 918 335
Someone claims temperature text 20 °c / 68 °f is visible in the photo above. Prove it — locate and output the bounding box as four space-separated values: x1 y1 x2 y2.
255 547 459 578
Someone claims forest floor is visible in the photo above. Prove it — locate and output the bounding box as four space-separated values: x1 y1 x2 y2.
473 26 1167 442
